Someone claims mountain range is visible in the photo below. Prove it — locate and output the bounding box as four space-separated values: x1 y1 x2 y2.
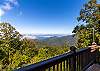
22 34 76 47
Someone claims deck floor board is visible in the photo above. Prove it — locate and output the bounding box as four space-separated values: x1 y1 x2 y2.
86 64 100 71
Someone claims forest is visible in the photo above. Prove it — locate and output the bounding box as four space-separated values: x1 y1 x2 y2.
0 0 100 71
0 22 69 70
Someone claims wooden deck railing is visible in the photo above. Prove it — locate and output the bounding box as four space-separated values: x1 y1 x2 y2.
15 46 100 71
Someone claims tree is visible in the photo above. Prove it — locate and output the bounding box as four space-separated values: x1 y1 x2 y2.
73 0 100 48
0 22 22 70
21 38 38 58
0 22 44 70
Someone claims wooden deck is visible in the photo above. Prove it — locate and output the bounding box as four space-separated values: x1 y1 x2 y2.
86 64 100 71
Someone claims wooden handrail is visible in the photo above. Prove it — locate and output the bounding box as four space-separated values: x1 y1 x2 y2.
15 46 99 71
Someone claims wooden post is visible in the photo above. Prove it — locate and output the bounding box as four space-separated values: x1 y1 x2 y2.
70 46 76 71
96 48 99 63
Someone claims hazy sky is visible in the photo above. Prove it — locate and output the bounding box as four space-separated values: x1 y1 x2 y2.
0 0 87 34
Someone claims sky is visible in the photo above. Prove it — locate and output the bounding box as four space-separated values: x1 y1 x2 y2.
0 0 87 34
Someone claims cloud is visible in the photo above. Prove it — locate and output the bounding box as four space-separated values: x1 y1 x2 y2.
0 0 19 17
2 3 12 11
7 0 19 5
0 9 5 16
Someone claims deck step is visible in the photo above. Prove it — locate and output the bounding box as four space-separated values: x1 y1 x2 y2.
86 64 100 71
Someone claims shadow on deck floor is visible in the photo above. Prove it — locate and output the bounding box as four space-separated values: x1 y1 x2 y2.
86 64 100 71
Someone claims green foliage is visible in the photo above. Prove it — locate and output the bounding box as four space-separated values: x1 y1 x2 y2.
0 22 69 70
31 44 69 64
73 0 100 48
21 38 38 58
0 22 22 70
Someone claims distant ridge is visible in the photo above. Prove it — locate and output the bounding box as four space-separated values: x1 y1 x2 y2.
39 35 76 47
22 34 76 47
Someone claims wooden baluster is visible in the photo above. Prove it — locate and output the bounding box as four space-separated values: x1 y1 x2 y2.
66 59 68 71
63 61 65 71
57 64 59 71
53 65 55 71
60 62 62 71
